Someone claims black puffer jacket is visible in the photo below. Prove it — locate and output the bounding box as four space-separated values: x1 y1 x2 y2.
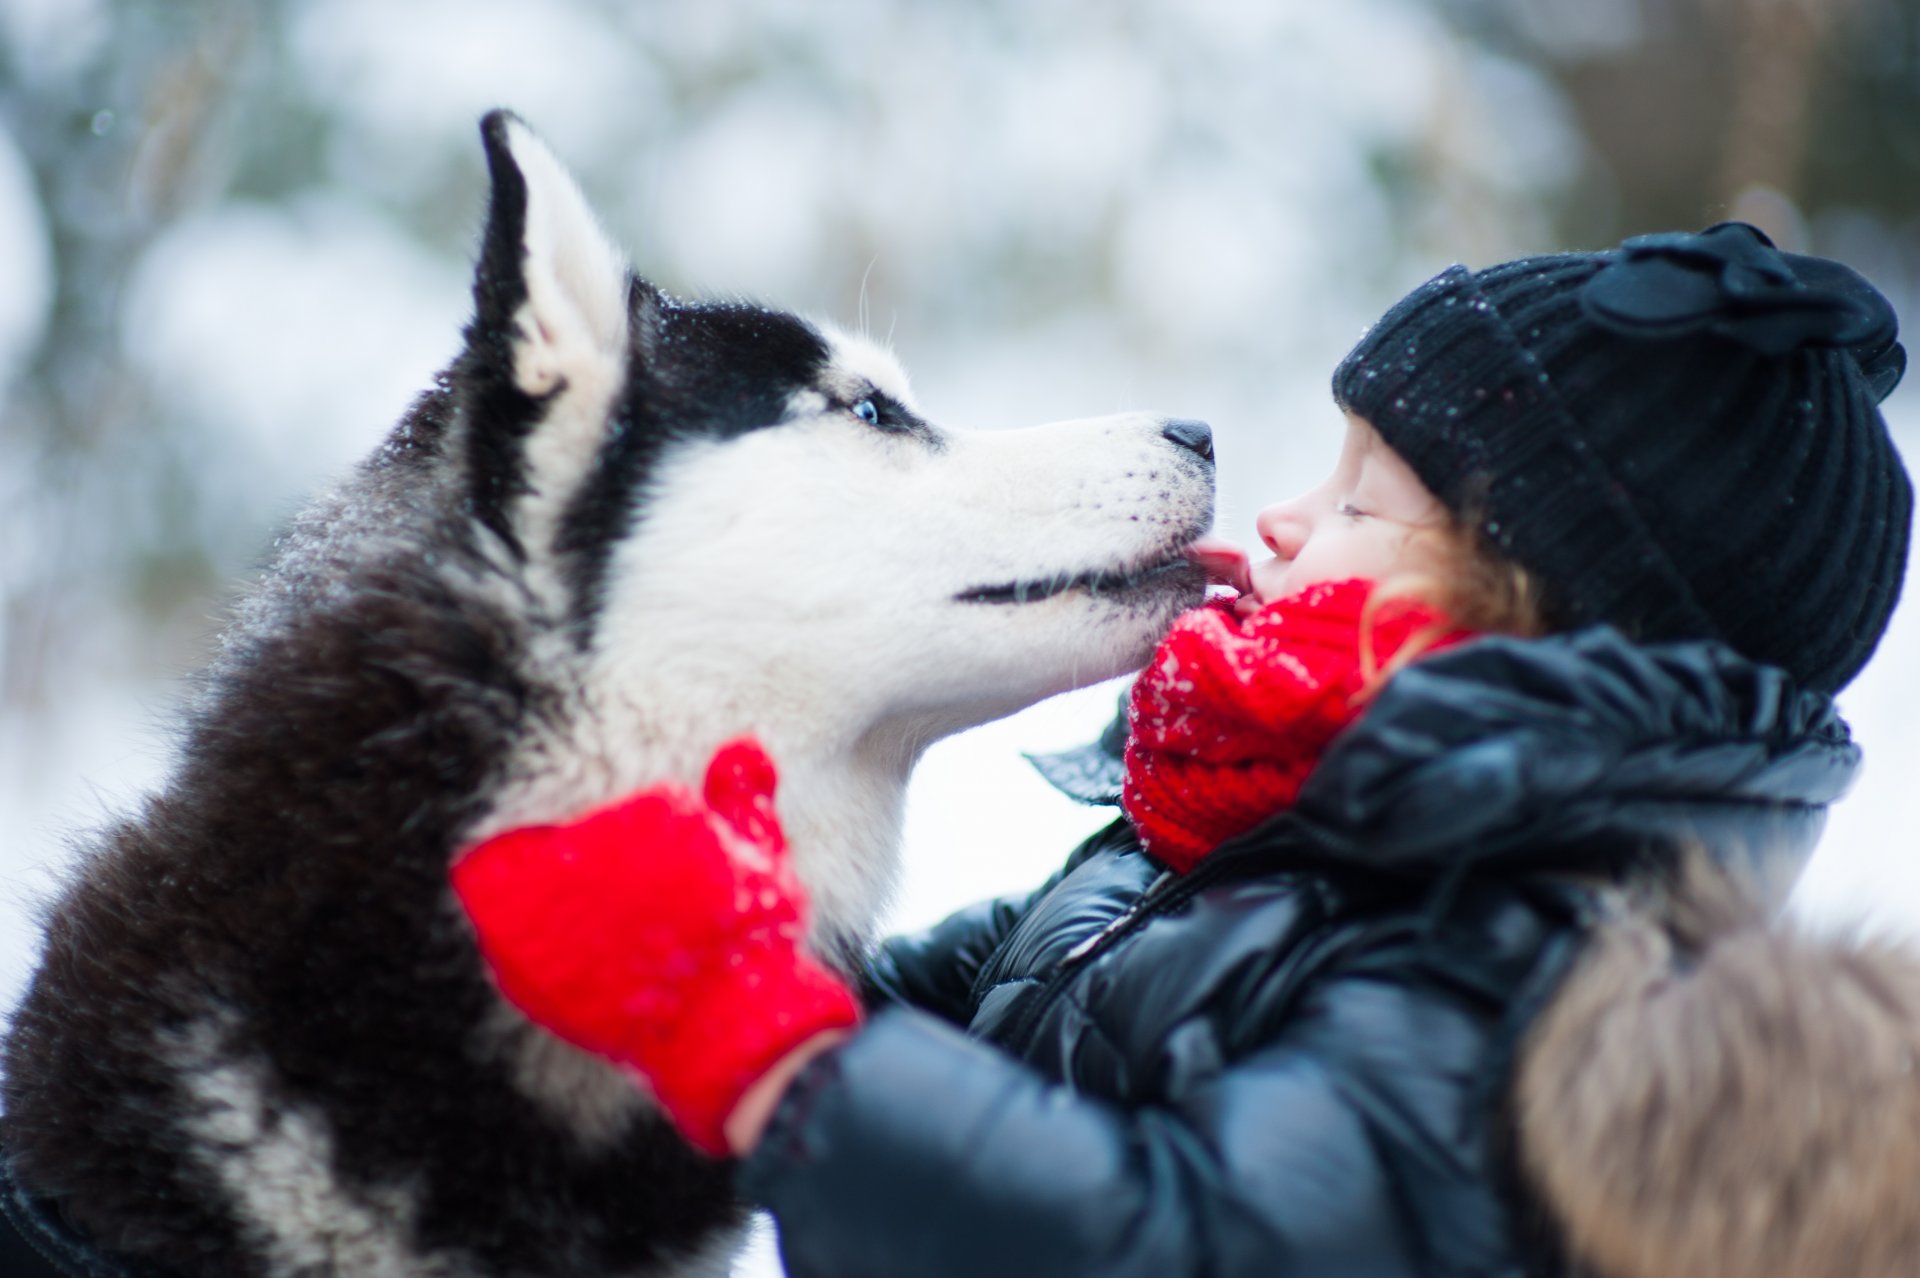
738 628 1858 1278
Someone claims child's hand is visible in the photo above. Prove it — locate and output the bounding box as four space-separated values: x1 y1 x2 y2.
450 737 861 1156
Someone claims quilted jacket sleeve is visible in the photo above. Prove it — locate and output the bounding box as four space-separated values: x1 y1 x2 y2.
858 896 1041 1024
742 912 1555 1278
857 821 1132 1024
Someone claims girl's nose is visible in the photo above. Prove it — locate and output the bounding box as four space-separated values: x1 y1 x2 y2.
1255 502 1308 561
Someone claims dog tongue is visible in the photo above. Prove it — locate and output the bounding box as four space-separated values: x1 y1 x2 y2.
1185 536 1251 595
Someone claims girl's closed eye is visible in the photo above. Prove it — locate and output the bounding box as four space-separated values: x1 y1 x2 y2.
1336 500 1367 519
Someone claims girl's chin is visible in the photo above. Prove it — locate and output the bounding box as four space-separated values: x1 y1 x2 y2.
1236 571 1365 615
1237 570 1297 614
1234 580 1293 616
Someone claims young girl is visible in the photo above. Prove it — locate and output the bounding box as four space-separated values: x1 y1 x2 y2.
455 222 1914 1278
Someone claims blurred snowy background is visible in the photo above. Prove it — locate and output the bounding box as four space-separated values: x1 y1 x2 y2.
0 0 1916 1271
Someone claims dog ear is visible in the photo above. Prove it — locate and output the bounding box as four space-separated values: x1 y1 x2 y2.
461 111 635 558
472 110 628 393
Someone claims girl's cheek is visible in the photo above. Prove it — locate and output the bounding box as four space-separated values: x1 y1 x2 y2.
1381 527 1415 571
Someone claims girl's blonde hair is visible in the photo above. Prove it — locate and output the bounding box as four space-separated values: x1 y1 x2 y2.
1357 516 1548 695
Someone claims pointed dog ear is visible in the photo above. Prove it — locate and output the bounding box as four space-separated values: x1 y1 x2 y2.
462 111 637 558
473 110 629 392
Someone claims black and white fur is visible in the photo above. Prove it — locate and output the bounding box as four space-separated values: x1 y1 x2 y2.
0 112 1215 1278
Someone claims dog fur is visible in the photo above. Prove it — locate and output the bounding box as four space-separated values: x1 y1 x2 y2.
0 111 1215 1277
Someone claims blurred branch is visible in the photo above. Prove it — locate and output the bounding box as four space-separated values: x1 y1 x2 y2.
0 2 259 713
1711 0 1855 240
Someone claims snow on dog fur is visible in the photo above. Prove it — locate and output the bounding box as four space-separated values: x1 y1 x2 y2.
0 112 1216 1277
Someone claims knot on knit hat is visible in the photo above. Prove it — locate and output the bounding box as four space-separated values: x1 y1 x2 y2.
1332 223 1913 693
1583 222 1907 398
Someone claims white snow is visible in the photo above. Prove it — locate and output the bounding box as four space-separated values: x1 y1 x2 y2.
0 0 109 88
291 0 645 162
119 196 467 500
647 89 848 299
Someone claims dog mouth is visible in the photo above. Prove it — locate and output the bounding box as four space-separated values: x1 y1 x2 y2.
955 554 1203 606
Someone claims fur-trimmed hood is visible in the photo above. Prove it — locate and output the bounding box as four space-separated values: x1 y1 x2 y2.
1517 860 1920 1278
1294 629 1920 1276
1307 629 1920 1278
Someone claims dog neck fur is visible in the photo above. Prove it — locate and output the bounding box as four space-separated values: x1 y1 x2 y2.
469 645 918 960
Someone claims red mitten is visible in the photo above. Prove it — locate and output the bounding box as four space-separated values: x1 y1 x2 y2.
450 737 861 1156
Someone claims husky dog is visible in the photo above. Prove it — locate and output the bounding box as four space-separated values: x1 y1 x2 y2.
0 113 1214 1277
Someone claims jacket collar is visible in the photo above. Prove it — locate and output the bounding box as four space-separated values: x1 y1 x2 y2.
1024 691 1131 806
1031 626 1858 878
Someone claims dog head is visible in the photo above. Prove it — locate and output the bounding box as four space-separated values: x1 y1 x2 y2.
436 113 1214 928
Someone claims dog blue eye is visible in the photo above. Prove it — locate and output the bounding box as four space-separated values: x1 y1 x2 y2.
852 398 881 426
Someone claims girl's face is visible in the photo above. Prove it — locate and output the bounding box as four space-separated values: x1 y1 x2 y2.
1239 413 1450 614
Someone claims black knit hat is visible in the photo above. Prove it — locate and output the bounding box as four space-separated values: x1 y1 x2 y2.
1333 222 1911 692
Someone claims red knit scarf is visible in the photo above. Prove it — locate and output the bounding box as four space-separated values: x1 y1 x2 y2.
1121 578 1473 873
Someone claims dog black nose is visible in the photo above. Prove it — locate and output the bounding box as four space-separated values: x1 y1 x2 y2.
1161 418 1214 463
